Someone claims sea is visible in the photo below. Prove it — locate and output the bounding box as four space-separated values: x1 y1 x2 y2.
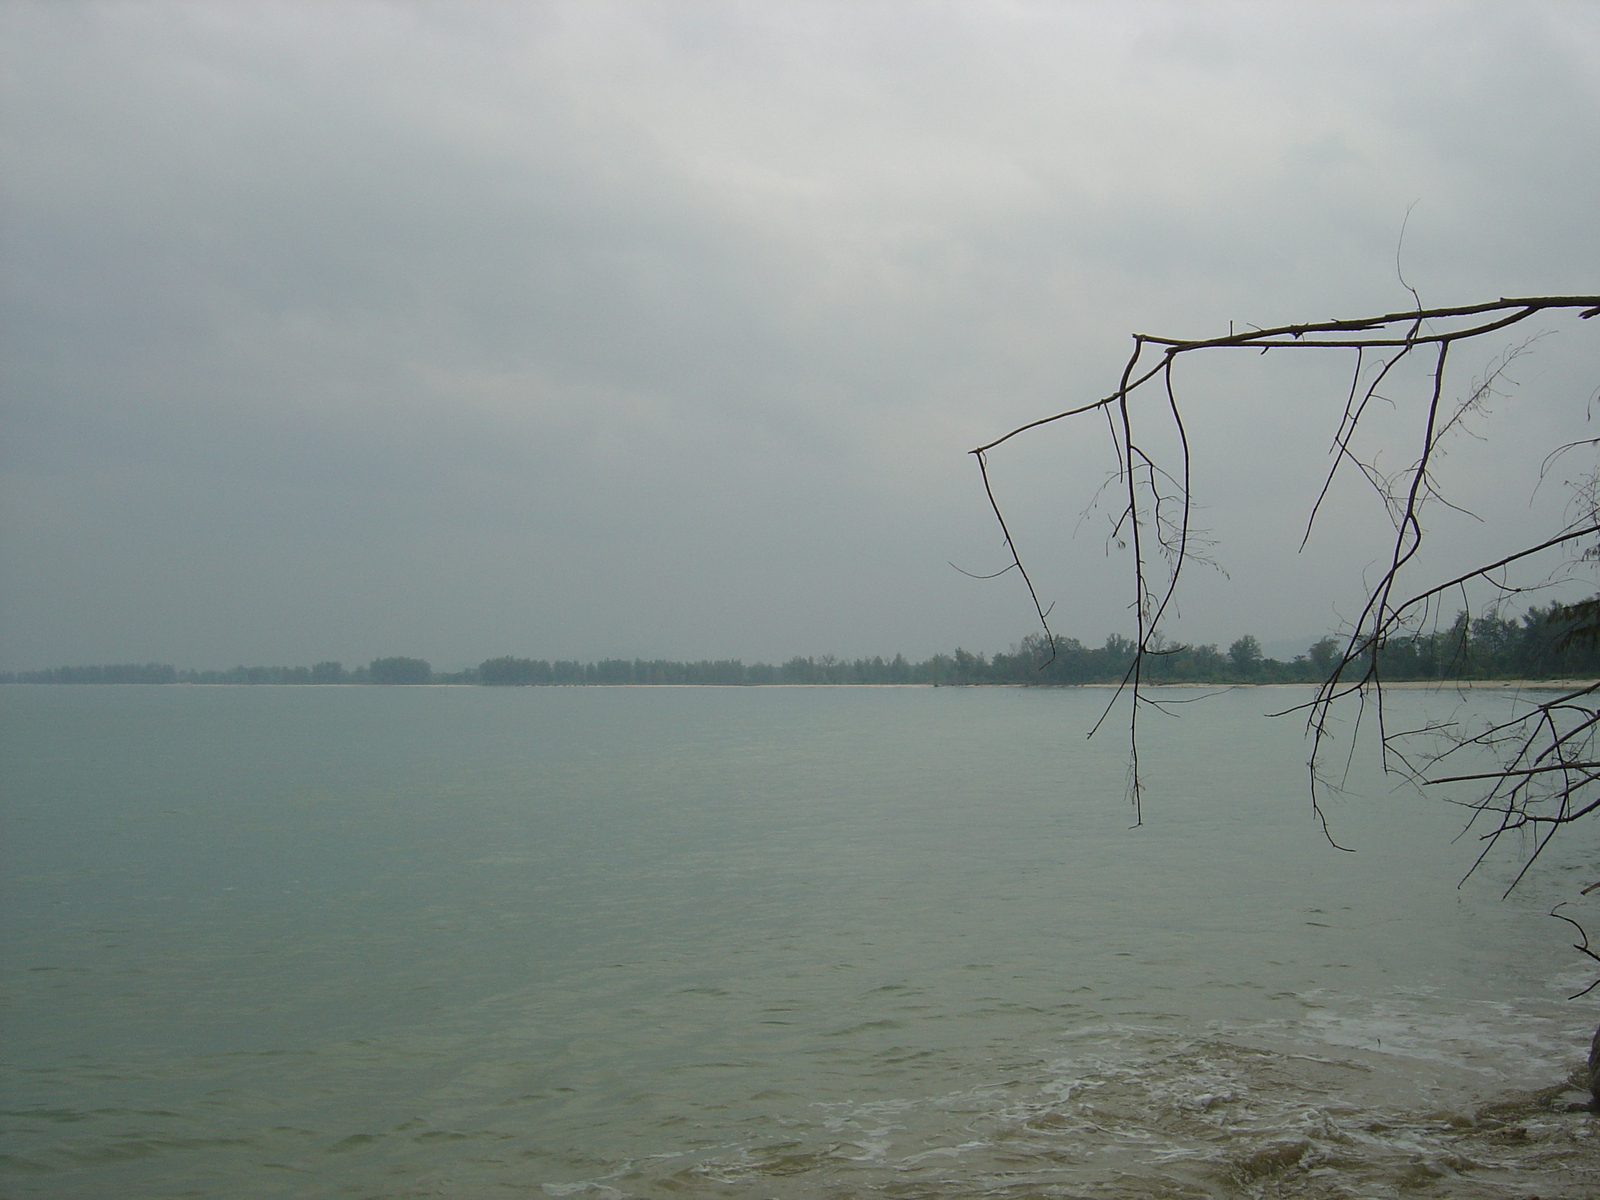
2 682 1598 1198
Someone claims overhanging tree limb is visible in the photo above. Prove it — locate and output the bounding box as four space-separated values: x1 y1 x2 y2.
973 294 1600 842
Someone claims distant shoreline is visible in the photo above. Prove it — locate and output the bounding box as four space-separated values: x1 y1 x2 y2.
9 616 1600 689
5 678 1595 691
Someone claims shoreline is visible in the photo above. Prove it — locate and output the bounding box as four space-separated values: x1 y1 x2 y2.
6 679 1596 691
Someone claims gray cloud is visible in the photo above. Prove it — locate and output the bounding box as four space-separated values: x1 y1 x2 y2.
3 1 1597 668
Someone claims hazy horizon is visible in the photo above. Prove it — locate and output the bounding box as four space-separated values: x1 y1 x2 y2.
4 1 1598 673
0 631 1326 677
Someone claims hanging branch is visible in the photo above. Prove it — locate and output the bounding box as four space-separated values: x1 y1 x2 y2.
972 295 1600 837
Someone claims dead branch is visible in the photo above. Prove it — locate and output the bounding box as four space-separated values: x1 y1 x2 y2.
973 295 1600 849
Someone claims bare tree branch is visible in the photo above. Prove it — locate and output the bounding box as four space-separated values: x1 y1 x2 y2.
972 295 1600 859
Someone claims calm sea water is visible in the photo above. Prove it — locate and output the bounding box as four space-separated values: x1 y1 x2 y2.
2 683 1598 1198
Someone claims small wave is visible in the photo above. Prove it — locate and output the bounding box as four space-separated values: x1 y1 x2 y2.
528 1023 1600 1200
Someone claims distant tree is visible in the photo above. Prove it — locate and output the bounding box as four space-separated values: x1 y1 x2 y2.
1190 644 1226 678
1228 635 1262 676
21 663 176 684
479 656 550 685
369 656 431 685
311 661 345 684
1308 637 1340 674
952 647 988 683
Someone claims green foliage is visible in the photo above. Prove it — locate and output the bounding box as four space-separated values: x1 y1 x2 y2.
479 656 552 685
1372 601 1600 680
1308 637 1340 673
14 599 1600 688
1228 635 1262 675
368 656 431 685
14 663 177 684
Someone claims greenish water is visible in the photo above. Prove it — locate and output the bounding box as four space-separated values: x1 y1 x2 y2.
2 683 1597 1197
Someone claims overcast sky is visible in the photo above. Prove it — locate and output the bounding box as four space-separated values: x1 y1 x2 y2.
3 1 1597 671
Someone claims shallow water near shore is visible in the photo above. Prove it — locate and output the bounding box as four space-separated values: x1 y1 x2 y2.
2 683 1598 1197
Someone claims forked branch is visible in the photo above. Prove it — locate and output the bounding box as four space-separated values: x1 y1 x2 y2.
973 295 1600 841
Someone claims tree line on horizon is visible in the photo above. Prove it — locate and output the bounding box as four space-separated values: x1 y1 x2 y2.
8 599 1600 687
